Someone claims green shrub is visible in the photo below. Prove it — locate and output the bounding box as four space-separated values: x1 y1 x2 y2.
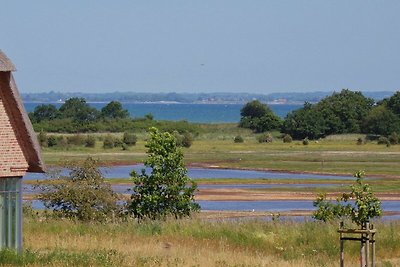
234 135 244 143
282 134 292 143
85 135 96 148
377 136 390 145
67 134 86 146
389 132 399 145
37 157 120 222
47 136 58 147
38 131 48 147
123 132 137 146
103 135 115 149
357 137 364 145
302 138 309 145
257 133 273 143
174 132 194 148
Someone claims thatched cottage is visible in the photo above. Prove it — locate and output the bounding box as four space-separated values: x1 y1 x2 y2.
0 50 44 250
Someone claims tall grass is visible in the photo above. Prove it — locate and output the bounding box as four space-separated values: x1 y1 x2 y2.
21 217 400 266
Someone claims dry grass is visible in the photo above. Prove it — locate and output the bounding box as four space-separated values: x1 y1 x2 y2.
20 218 400 267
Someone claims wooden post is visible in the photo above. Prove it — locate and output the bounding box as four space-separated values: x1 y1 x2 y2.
338 223 376 267
340 222 344 267
365 222 370 267
371 224 376 267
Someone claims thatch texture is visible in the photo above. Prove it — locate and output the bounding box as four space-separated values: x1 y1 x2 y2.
0 50 16 72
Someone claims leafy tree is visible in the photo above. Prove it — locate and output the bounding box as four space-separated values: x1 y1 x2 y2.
128 127 199 220
281 102 327 139
239 100 281 133
313 171 381 226
361 105 400 136
101 101 129 119
59 97 99 123
29 104 59 123
37 157 119 222
315 89 374 134
386 91 400 116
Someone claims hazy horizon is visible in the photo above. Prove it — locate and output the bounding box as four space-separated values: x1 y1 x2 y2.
2 1 400 94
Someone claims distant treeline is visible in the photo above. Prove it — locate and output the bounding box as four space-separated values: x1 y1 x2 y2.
29 98 199 134
22 90 395 104
239 89 400 141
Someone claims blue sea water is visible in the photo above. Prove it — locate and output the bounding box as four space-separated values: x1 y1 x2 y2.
23 102 302 123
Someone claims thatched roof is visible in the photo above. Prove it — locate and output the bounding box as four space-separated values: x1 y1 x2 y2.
0 50 16 72
0 50 44 173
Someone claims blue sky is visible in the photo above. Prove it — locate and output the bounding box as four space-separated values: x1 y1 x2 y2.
1 1 399 94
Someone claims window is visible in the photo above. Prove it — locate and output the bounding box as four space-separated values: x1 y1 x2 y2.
0 177 22 251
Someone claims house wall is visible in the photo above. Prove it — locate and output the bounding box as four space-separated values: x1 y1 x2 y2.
0 73 28 177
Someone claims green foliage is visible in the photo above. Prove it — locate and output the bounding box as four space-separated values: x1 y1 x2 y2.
282 90 373 139
67 134 86 146
362 105 400 136
377 136 390 146
282 134 292 143
281 102 327 140
302 138 309 145
144 113 154 120
47 135 58 147
122 132 137 146
103 135 116 149
389 132 399 145
85 135 96 148
386 91 400 116
100 101 129 119
30 104 59 123
37 157 120 222
313 171 382 225
239 100 281 133
38 131 48 147
59 97 99 123
174 132 194 148
234 135 244 143
257 133 273 143
128 127 200 221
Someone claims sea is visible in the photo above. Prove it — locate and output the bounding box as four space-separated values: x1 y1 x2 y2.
23 102 302 123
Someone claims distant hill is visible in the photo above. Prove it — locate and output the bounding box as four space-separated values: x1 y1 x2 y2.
21 90 396 104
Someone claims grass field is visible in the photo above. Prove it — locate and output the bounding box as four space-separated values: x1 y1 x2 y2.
6 217 397 267
41 127 400 177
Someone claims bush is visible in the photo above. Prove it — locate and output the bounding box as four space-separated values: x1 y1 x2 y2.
103 135 115 149
234 135 244 143
47 136 58 147
122 132 137 146
37 157 120 222
67 134 86 146
85 135 96 148
282 134 292 143
357 137 364 145
302 138 309 145
257 133 273 143
377 136 390 145
174 132 193 148
389 132 399 145
38 131 48 147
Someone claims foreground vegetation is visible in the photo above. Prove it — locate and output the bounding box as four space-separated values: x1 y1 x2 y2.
3 217 395 266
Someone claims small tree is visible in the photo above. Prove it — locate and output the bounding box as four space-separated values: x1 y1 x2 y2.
37 157 119 222
313 171 382 226
128 127 200 220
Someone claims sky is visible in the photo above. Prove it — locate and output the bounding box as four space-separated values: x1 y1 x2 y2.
1 1 400 94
